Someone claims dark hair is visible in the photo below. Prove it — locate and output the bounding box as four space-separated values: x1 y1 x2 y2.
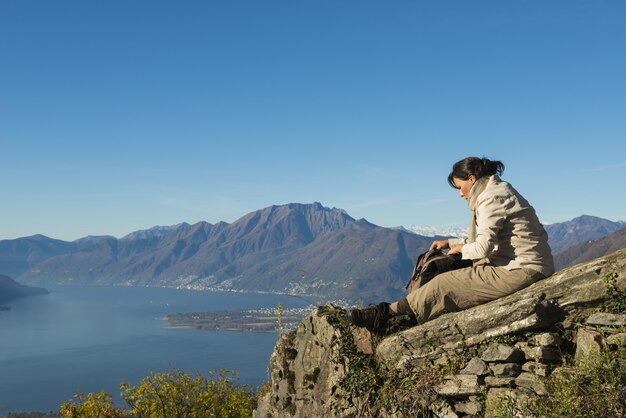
447 157 505 189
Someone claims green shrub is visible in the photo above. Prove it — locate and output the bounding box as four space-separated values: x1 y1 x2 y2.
602 271 626 313
60 391 127 418
60 369 256 418
527 350 626 417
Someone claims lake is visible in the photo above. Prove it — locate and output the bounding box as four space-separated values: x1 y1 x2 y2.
0 285 313 415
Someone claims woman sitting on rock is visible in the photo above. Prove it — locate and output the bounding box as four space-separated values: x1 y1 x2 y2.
350 156 554 331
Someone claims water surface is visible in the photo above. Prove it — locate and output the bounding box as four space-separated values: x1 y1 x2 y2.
0 285 311 415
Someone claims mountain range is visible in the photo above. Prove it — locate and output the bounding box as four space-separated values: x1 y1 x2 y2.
397 225 469 238
552 224 626 271
0 203 624 304
543 214 625 254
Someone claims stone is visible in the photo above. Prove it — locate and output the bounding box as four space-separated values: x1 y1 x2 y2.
484 376 516 388
586 312 626 327
606 333 626 348
254 306 360 418
515 372 547 395
436 375 483 397
481 343 525 363
351 326 374 355
534 332 561 347
460 357 490 376
575 327 602 361
454 399 483 415
521 345 561 363
376 294 565 372
514 341 529 350
489 363 522 377
522 361 550 377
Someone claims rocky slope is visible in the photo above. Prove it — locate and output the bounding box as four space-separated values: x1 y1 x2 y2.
255 248 626 417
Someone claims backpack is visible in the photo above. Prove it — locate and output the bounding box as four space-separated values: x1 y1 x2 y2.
405 248 473 293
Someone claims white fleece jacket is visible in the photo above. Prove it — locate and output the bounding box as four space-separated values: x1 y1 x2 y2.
448 175 554 277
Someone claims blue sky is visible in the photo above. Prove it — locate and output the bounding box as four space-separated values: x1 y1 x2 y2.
1 1 625 241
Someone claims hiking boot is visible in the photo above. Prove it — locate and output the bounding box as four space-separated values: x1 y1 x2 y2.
350 302 392 332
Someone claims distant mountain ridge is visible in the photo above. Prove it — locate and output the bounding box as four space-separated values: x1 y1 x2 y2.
403 215 625 264
0 204 623 304
398 225 469 238
2 203 431 303
121 222 192 241
543 214 626 254
554 226 626 270
0 234 75 279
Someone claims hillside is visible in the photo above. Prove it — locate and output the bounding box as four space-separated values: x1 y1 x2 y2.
554 226 626 271
0 235 75 279
544 214 625 254
7 203 429 304
0 274 49 304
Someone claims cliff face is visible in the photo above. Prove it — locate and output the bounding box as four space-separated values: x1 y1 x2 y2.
255 248 626 418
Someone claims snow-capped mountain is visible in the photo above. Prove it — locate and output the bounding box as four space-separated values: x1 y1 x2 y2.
397 225 469 238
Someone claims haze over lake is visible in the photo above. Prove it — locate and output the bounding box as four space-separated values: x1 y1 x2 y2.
0 285 311 415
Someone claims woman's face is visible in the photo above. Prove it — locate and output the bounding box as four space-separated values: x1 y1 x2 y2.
453 175 476 200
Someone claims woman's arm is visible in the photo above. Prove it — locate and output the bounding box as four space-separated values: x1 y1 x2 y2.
462 195 508 260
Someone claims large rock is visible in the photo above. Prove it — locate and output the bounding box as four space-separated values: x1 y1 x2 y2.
255 248 626 417
376 248 624 371
255 306 374 418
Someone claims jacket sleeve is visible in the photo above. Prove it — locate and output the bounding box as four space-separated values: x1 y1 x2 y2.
448 237 467 247
461 194 508 260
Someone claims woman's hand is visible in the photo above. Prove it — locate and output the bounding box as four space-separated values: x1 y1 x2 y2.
447 244 464 255
430 240 450 251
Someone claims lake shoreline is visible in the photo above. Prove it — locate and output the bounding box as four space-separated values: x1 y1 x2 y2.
165 306 314 333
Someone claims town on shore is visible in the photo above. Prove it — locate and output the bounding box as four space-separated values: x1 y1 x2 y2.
165 306 315 333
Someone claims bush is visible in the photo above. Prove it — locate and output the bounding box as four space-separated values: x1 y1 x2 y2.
121 369 255 418
60 391 126 418
527 350 626 417
60 369 256 418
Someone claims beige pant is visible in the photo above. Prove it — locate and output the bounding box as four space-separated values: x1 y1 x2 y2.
405 262 546 324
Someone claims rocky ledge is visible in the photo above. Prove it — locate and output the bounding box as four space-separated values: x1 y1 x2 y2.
255 248 626 417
